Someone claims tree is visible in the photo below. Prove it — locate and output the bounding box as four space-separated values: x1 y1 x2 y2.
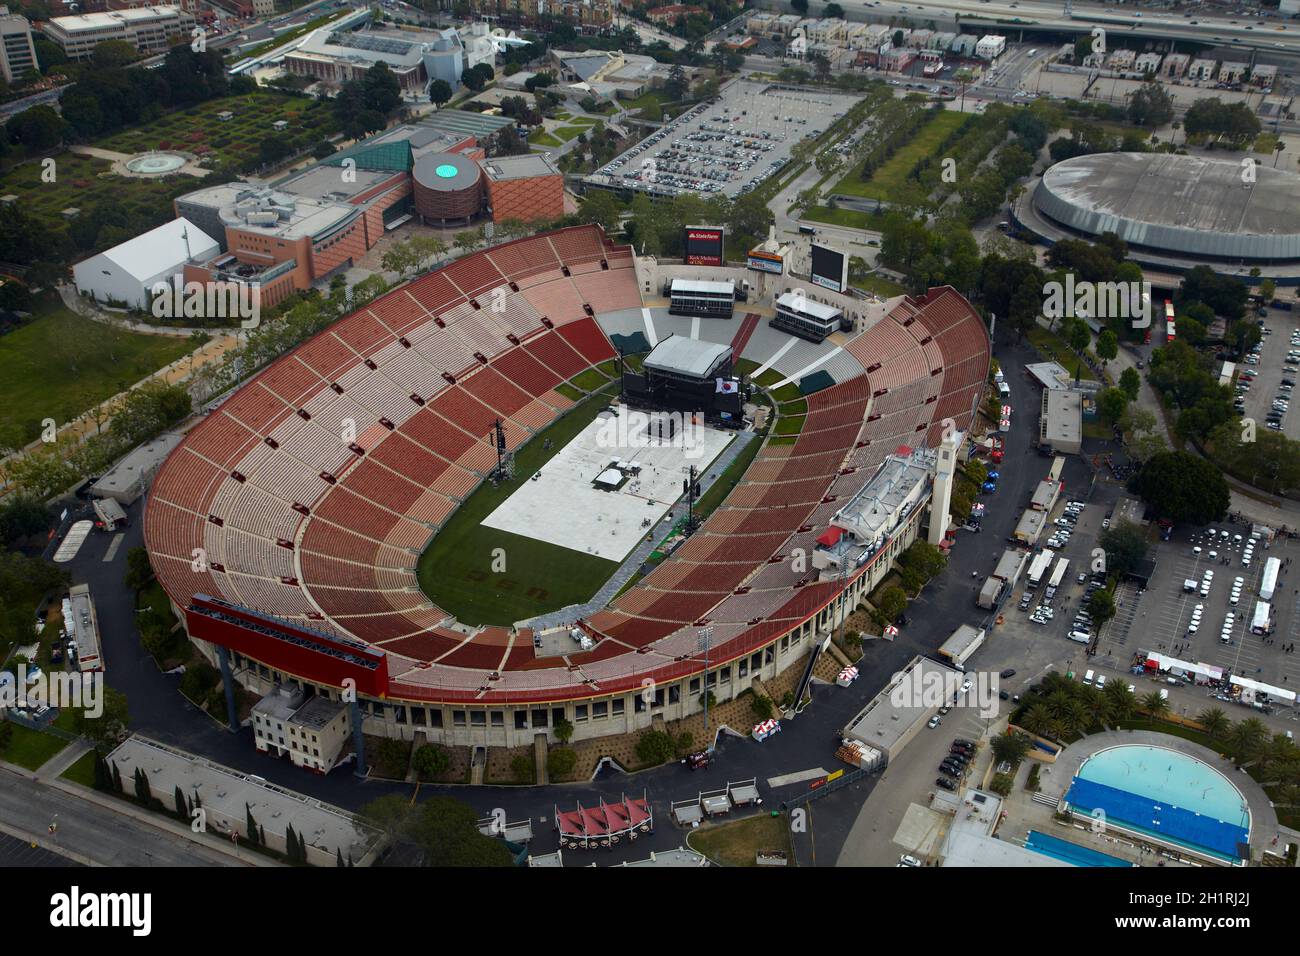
429 79 453 109
1087 588 1116 627
124 546 154 591
873 585 908 628
824 2 845 15
510 753 535 783
74 687 128 747
991 732 1030 766
362 61 402 115
6 104 65 150
1198 707 1231 740
1096 329 1118 365
0 495 51 546
635 730 676 765
792 0 809 14
1127 82 1174 128
1139 690 1170 719
411 744 450 780
403 797 514 866
548 747 577 779
1098 519 1148 578
553 717 574 744
578 189 621 234
1119 366 1141 401
1130 450 1230 525
133 767 151 806
1097 387 1129 425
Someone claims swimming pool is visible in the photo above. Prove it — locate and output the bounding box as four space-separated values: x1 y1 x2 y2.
1064 745 1250 862
1024 830 1134 867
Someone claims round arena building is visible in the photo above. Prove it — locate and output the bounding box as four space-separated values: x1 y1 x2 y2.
412 152 483 224
1021 152 1300 279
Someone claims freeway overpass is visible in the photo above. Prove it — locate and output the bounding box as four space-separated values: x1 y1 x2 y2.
768 0 1300 57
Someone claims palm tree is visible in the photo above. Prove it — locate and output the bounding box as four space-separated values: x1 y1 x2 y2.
1104 681 1135 721
1228 718 1269 767
1197 707 1231 741
1045 689 1076 723
1018 703 1052 737
1063 698 1091 738
1139 691 1168 720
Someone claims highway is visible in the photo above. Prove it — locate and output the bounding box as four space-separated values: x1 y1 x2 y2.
773 0 1300 56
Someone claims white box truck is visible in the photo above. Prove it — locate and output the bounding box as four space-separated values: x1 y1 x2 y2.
1261 556 1281 602
1252 600 1271 635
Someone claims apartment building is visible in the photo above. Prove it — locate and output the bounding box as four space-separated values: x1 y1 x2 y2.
0 6 37 83
41 5 195 60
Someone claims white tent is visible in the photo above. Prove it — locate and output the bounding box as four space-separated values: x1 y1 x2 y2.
72 218 219 311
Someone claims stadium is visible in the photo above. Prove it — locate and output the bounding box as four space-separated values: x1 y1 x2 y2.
142 224 990 752
1017 152 1300 280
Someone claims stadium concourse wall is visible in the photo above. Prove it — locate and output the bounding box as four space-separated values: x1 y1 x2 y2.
143 222 990 750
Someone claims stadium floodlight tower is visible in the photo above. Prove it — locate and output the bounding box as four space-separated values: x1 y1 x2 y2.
489 418 514 484
682 465 702 534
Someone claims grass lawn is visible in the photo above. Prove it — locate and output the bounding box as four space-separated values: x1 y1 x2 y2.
1255 133 1280 154
853 273 908 298
623 91 666 120
803 205 889 231
779 398 808 417
755 369 785 388
0 724 69 771
0 300 194 449
1025 326 1097 381
554 382 584 402
771 383 802 403
832 109 967 202
773 414 806 436
417 389 621 624
528 130 562 147
61 748 97 787
689 811 794 866
570 367 611 392
553 126 587 143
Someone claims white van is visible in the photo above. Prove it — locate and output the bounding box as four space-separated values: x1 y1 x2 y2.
1095 674 1107 689
1182 579 1198 592
1068 630 1091 644
1083 669 1095 685
997 381 1011 398
1159 688 1169 701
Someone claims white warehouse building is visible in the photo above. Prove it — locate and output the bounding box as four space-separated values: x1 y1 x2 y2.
975 35 1006 60
72 218 219 311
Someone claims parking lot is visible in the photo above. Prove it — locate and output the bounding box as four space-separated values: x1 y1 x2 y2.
582 79 860 200
1011 496 1110 647
1095 522 1300 717
1235 308 1300 441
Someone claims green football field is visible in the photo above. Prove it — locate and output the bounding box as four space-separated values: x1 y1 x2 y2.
417 385 621 626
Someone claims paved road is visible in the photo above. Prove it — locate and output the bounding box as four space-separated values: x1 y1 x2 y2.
0 767 244 867
785 0 1300 54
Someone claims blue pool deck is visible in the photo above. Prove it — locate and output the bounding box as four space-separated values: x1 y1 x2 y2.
1024 830 1135 867
1064 745 1250 863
